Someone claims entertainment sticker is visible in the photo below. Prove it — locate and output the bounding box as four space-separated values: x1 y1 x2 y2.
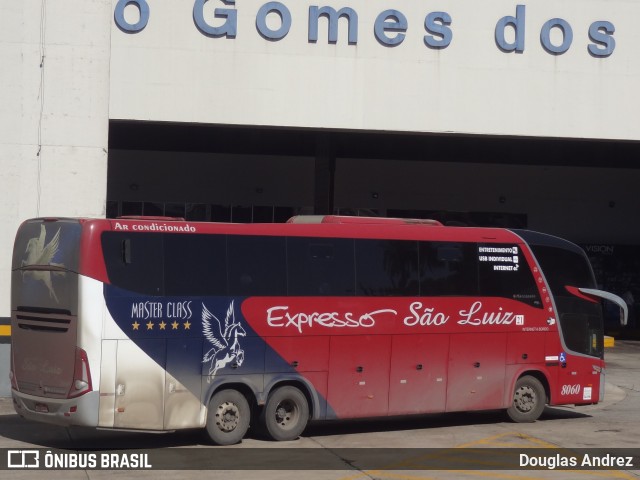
479 245 520 272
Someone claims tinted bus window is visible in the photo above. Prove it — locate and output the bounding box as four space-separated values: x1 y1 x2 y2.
228 235 286 296
164 234 227 296
102 232 164 295
356 239 419 296
287 237 355 296
478 244 542 308
420 242 478 296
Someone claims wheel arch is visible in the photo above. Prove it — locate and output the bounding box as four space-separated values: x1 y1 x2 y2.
263 375 322 420
511 369 551 405
204 380 260 420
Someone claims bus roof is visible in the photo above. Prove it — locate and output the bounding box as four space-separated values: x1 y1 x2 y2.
17 216 526 250
97 216 521 244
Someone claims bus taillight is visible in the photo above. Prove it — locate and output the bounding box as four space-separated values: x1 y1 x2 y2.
68 348 93 398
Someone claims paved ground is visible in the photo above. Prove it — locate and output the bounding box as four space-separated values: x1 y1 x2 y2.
0 341 638 479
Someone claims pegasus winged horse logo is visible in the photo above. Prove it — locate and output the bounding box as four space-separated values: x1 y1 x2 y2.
202 301 247 378
22 225 64 303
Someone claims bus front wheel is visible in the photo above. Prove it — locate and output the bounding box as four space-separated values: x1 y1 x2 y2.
205 389 251 445
261 385 309 441
506 375 546 423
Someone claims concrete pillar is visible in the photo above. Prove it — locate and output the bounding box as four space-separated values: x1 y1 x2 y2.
314 133 336 215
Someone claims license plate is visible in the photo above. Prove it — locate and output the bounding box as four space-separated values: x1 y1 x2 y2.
34 403 49 413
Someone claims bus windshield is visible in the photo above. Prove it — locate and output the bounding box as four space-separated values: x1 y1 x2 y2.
529 245 604 358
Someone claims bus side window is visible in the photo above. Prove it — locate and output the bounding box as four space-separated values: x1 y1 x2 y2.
164 234 227 296
478 244 542 308
228 235 287 296
419 242 478 296
437 245 463 263
355 239 419 296
101 232 164 295
287 237 355 296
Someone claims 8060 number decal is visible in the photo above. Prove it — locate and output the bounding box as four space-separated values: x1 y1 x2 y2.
561 384 581 395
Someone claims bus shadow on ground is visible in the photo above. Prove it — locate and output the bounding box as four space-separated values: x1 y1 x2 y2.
0 406 589 450
302 406 590 439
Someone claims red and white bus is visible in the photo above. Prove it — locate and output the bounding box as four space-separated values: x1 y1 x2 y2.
10 215 626 445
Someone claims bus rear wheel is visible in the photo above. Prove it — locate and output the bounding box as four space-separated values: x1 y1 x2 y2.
261 386 309 441
205 389 250 445
506 375 546 423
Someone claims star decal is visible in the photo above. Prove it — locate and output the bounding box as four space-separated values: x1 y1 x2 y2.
131 318 194 332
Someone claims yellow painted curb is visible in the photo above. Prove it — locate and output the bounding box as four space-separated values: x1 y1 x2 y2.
604 335 614 348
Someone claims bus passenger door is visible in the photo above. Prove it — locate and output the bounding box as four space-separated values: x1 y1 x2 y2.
446 333 507 412
389 334 449 415
114 339 166 430
327 335 391 419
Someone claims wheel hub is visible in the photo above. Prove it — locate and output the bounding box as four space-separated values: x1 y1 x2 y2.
514 385 536 412
215 401 240 432
275 401 295 426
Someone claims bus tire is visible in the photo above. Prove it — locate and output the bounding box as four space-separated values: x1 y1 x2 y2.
205 389 251 445
261 385 309 441
506 375 546 423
